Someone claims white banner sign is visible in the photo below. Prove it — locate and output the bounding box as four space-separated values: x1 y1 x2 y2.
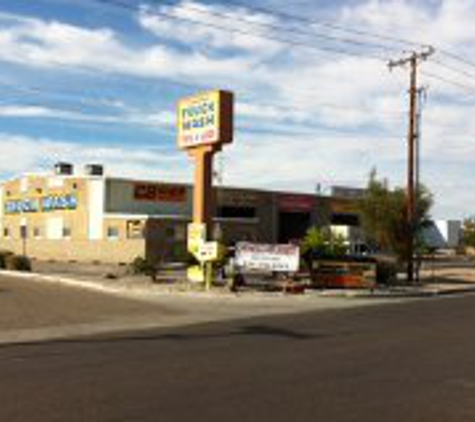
235 242 300 272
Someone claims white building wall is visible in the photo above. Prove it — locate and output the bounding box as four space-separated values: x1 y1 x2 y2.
88 179 105 240
435 220 461 248
0 186 3 235
47 217 63 240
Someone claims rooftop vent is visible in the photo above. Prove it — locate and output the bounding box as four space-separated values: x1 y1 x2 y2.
54 162 73 175
85 164 104 176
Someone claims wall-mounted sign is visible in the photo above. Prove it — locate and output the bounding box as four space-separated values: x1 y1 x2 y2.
177 90 233 149
5 194 78 214
331 186 365 200
42 194 78 212
330 198 359 214
235 242 300 272
217 189 259 207
134 183 187 203
278 194 314 212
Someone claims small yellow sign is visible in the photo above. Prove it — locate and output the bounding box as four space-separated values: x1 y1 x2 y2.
196 241 221 263
187 223 206 255
177 90 233 149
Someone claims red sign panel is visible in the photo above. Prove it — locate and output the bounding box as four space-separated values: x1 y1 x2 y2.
134 183 187 203
278 194 314 212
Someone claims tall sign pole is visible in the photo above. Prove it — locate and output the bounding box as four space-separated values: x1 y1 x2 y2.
177 90 234 289
389 47 433 283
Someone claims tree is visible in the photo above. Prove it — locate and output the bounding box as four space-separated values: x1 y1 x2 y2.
301 226 348 281
359 170 433 265
462 217 475 251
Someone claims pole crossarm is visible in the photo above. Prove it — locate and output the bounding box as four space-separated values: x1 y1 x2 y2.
388 46 435 70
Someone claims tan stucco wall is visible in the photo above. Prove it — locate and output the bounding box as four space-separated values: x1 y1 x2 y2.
0 238 145 264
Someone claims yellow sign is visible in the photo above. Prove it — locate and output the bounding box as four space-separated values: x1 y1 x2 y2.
177 90 233 149
187 223 206 254
196 241 221 263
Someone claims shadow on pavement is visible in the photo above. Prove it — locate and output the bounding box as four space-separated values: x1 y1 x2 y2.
0 321 323 351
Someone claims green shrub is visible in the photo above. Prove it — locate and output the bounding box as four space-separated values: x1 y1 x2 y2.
5 255 32 272
376 259 398 285
130 256 158 280
0 250 14 269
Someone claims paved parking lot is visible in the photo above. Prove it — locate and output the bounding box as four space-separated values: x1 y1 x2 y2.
0 272 405 345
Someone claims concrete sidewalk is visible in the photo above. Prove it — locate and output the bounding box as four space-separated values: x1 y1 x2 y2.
4 263 475 302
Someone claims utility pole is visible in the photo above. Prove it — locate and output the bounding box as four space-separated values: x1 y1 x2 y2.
389 47 434 283
415 86 427 282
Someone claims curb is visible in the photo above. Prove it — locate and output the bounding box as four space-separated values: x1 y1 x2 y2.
2 270 475 301
315 285 475 299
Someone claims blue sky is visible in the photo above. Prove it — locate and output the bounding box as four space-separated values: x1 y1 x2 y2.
0 0 474 219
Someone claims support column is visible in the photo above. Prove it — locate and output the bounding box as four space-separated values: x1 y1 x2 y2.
188 145 218 233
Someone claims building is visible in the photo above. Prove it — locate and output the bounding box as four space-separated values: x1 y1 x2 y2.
421 220 462 250
0 164 362 264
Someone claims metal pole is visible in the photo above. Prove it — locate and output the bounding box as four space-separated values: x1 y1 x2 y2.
406 55 417 283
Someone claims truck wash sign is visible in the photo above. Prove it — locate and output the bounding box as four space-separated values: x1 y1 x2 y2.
177 90 233 149
5 194 78 214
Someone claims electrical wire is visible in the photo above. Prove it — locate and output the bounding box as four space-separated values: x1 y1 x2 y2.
151 1 405 53
431 58 475 84
89 0 388 61
166 0 475 86
216 0 475 78
421 70 475 97
438 48 475 73
191 0 424 49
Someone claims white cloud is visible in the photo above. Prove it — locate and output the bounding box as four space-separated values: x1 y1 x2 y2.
0 10 257 85
0 104 175 131
0 133 191 181
138 1 283 56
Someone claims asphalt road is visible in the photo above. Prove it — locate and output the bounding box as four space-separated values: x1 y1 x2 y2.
1 292 475 421
0 274 180 332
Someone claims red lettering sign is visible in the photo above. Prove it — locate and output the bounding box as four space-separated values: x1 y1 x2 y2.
134 184 186 203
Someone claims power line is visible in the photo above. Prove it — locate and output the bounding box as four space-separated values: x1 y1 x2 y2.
218 0 475 78
89 0 388 61
421 70 475 96
153 1 405 54
155 0 475 86
438 48 475 73
431 58 475 84
199 0 423 49
41 0 475 89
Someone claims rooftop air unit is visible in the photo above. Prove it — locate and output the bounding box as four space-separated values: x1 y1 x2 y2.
54 162 74 175
84 164 104 176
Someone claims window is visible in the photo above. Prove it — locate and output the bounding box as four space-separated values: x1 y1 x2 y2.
107 226 119 240
331 213 360 226
33 227 41 239
165 227 175 239
175 225 186 241
3 227 10 238
127 220 144 239
62 226 72 239
218 206 256 219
